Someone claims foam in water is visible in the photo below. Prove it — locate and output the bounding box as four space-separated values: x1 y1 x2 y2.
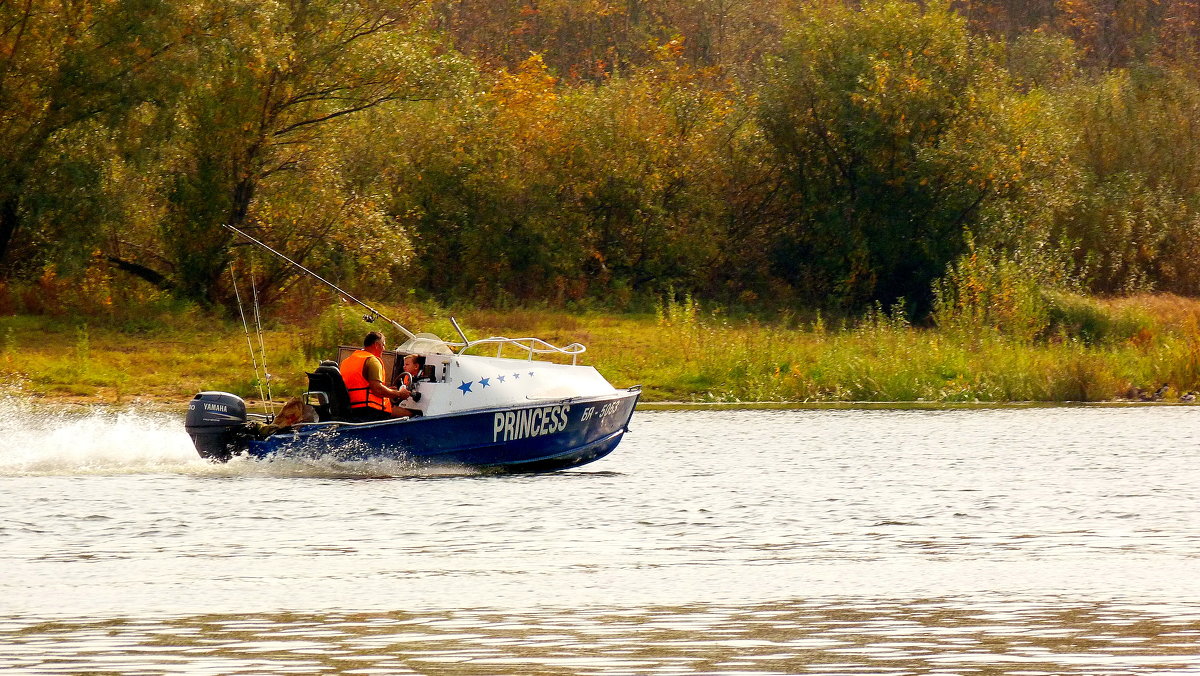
0 395 480 478
222 454 482 479
0 396 200 476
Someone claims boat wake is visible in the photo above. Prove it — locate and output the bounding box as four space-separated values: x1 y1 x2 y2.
0 395 198 476
0 395 480 479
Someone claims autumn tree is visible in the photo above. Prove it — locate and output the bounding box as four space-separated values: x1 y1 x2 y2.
1156 0 1200 70
375 47 754 306
954 0 1060 38
430 0 789 81
103 0 463 306
760 0 1053 312
1046 68 1200 295
1055 0 1164 69
0 0 182 275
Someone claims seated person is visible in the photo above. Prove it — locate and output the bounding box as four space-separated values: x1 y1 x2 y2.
339 331 414 420
393 354 426 417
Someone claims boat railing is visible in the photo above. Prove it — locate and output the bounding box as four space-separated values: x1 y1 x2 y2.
453 336 587 364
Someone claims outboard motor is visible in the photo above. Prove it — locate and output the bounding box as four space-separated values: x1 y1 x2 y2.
185 391 249 461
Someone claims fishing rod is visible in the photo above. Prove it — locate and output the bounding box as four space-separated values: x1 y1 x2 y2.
221 223 416 341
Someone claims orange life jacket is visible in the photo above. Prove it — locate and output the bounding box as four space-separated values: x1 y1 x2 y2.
340 350 392 413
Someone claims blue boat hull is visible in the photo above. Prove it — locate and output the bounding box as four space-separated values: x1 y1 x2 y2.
241 389 641 472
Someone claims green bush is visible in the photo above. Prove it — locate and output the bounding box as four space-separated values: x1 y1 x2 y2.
298 305 372 362
1042 291 1155 345
932 239 1048 342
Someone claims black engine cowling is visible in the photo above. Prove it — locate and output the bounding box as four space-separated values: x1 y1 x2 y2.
185 392 248 461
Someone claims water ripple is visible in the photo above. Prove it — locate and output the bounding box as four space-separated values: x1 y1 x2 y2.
2 601 1198 675
1 406 1199 673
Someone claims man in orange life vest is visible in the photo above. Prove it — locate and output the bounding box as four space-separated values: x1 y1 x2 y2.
339 331 413 420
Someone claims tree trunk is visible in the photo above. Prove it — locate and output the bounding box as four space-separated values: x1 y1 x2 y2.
105 255 174 291
0 193 19 277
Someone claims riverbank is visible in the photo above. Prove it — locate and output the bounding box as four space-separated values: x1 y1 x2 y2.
3 294 1199 407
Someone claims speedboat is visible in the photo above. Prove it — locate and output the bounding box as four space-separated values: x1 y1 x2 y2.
185 331 641 472
184 226 640 473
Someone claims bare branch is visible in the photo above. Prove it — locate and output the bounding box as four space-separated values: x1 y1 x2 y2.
271 93 436 137
105 255 174 290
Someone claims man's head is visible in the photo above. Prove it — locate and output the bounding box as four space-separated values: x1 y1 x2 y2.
364 331 386 356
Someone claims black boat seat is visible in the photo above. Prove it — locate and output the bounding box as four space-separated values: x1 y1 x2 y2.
305 361 352 421
304 360 391 422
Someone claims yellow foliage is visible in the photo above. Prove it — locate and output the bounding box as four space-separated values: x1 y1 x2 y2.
492 53 559 108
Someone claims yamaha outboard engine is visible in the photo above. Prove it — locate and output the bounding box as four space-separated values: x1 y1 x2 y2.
185 392 249 462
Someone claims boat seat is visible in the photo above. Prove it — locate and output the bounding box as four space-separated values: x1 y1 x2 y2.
305 361 354 421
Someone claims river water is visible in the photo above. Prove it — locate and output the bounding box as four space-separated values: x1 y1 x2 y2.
0 399 1197 674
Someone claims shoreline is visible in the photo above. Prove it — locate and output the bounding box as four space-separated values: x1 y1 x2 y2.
11 390 1194 414
4 300 1200 408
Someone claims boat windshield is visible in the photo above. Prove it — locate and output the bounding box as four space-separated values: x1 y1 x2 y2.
402 330 587 364
398 333 454 355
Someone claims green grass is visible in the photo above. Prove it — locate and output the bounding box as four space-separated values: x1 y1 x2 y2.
4 294 1200 406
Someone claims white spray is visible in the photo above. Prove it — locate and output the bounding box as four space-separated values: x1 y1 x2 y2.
0 395 201 476
0 394 477 478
